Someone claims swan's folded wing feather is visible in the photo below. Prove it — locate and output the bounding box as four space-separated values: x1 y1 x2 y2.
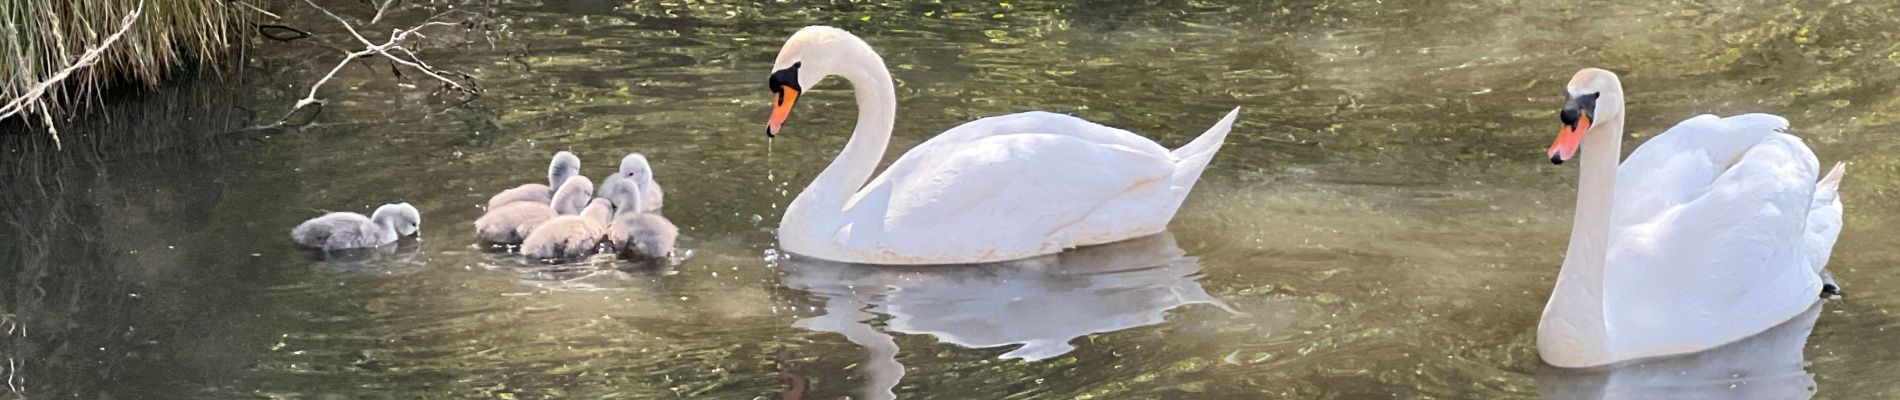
926 111 1173 156
1805 163 1846 272
1612 114 1794 227
870 133 1171 256
1604 130 1820 356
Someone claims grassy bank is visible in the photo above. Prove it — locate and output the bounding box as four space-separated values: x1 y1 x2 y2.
0 0 246 125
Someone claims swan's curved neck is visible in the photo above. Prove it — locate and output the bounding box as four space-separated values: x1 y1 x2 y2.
373 216 400 241
1567 103 1624 269
1542 88 1625 362
796 42 897 218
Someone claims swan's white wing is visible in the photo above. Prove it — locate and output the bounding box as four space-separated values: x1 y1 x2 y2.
912 111 1172 159
1603 114 1821 358
840 132 1173 261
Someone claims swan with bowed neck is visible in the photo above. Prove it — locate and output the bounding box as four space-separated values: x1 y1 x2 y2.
1537 68 1847 368
292 203 421 250
762 26 1239 265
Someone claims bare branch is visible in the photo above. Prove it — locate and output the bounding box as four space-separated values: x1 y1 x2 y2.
371 0 396 24
273 0 482 127
0 1 146 148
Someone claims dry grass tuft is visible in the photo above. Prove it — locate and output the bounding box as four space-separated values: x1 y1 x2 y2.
0 0 246 127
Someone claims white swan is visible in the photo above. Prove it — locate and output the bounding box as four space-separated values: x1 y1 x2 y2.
1538 68 1847 368
763 26 1239 265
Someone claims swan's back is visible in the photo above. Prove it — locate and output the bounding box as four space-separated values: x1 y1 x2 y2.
473 202 556 244
1599 113 1824 360
292 212 391 249
789 109 1235 264
609 213 677 259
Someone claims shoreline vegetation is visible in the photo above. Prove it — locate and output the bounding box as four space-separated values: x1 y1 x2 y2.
0 0 248 147
0 0 485 156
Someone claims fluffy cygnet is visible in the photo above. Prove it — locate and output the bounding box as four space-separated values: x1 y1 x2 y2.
601 152 664 214
601 175 677 259
292 203 422 250
486 151 582 209
473 176 593 244
520 198 614 262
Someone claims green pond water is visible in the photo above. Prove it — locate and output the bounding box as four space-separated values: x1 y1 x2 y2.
3 0 1899 398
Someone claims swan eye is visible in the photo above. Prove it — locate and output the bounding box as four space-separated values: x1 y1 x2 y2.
768 63 802 94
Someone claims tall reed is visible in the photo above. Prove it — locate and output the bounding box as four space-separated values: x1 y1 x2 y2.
0 0 245 122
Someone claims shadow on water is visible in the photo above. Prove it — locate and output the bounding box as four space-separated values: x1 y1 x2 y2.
780 232 1235 399
300 239 431 277
1536 302 1825 400
0 62 258 398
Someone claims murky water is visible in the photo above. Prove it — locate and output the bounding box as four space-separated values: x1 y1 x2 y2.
4 0 1899 398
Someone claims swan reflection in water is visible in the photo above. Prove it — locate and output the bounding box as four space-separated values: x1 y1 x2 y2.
779 232 1235 400
301 239 429 277
1537 301 1825 400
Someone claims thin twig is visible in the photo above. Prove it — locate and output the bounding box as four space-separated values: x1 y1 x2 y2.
5 356 17 395
0 1 145 148
371 0 396 24
233 0 283 19
273 0 482 126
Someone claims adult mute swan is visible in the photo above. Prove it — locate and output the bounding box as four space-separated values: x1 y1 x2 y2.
763 26 1240 265
1538 68 1847 368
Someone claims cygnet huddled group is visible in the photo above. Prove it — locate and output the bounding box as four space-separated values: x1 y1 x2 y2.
290 150 678 264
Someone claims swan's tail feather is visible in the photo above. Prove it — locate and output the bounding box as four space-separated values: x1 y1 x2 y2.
1164 107 1240 212
1172 107 1240 163
1805 161 1846 275
1815 161 1845 205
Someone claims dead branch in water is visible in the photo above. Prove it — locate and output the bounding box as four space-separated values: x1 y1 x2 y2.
0 1 144 149
257 0 483 129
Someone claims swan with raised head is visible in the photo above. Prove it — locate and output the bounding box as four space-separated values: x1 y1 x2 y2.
487 151 581 209
292 203 421 250
473 176 594 245
763 26 1239 265
599 152 664 214
1538 68 1847 368
602 174 678 260
521 198 613 262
